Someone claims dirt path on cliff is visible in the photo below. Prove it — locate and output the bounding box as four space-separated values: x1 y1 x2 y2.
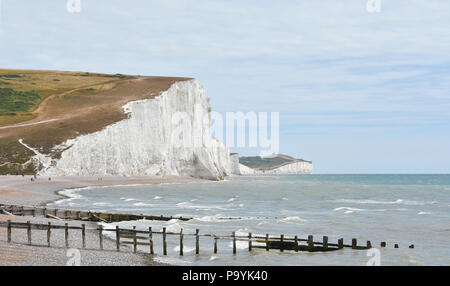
0 75 191 140
0 118 65 131
0 76 191 135
0 78 128 134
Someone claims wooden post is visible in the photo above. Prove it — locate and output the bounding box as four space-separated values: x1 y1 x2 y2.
248 233 252 252
27 221 32 246
54 208 58 217
82 224 86 249
232 232 236 255
133 226 137 254
280 235 284 252
323 236 328 250
308 235 314 251
65 223 69 248
179 229 184 256
195 229 200 255
214 237 218 254
116 226 120 252
32 208 36 217
352 238 357 249
163 227 167 256
338 238 344 249
367 241 372 249
149 227 154 255
43 208 47 217
76 211 81 220
99 225 103 250
294 236 299 252
47 222 51 247
7 220 11 243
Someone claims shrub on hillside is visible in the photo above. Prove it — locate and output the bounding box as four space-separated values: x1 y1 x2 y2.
0 88 41 113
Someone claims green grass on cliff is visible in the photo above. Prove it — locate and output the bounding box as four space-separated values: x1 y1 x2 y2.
0 88 41 116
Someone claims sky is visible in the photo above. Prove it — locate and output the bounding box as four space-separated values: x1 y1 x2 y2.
0 0 449 173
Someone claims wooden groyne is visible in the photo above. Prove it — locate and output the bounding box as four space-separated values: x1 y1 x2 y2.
0 203 414 255
0 203 312 222
0 220 412 256
0 203 191 222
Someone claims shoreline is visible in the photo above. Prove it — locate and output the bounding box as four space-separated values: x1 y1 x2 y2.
0 175 204 266
0 175 204 206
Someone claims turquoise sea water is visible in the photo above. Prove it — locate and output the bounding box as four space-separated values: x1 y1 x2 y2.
49 175 450 266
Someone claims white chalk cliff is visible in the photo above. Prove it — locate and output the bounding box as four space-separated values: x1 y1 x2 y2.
39 80 231 180
257 161 313 174
234 161 312 175
230 154 257 175
238 164 257 175
232 154 313 175
229 154 241 175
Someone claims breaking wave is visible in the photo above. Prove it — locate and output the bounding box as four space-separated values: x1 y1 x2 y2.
133 202 154 207
280 216 307 223
333 199 438 206
176 201 231 211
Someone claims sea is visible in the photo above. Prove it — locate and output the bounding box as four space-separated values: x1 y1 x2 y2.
48 174 450 266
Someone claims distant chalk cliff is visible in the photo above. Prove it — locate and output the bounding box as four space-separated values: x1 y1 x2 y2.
233 154 313 175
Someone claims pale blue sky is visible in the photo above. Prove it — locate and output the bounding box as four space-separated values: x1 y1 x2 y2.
1 0 449 173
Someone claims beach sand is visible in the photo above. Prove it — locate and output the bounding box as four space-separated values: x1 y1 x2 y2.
0 175 201 266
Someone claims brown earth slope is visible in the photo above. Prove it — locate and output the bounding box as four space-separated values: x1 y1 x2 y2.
0 69 191 175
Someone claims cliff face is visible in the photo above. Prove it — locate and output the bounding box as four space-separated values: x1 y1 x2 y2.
234 154 313 175
257 161 313 174
239 163 257 175
230 154 241 175
39 80 231 180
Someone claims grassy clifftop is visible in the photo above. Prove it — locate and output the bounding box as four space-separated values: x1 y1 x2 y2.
0 69 191 175
0 88 41 116
0 70 133 126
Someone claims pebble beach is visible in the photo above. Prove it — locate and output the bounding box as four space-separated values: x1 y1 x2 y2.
0 175 200 266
